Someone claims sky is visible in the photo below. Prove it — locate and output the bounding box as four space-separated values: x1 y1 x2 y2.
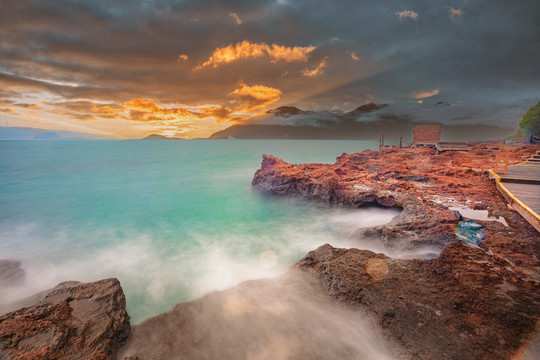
0 0 539 139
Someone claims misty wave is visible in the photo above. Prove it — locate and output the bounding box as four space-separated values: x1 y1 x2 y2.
0 206 399 322
120 270 398 360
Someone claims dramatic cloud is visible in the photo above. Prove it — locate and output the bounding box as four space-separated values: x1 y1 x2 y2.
199 106 233 121
410 89 440 99
302 58 328 77
229 83 282 111
123 99 199 122
395 11 418 20
0 0 538 138
196 41 316 70
229 12 242 25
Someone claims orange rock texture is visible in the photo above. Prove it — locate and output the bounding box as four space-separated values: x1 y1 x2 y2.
253 143 540 359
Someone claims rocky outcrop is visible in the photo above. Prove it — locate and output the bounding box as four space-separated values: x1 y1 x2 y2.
253 143 540 359
0 278 130 360
297 242 540 359
252 144 540 275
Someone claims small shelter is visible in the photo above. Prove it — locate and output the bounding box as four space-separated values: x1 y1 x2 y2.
412 125 440 147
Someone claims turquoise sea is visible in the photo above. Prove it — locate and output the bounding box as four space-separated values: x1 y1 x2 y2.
0 140 399 322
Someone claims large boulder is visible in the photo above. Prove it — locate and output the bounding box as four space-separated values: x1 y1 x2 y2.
0 278 130 360
296 242 540 360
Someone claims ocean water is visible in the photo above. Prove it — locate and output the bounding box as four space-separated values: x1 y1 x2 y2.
0 139 399 323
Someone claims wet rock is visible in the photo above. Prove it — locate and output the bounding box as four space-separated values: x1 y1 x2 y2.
253 143 540 359
0 278 130 360
296 242 540 360
252 144 540 276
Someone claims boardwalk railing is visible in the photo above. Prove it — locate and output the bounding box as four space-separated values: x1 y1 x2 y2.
490 157 540 232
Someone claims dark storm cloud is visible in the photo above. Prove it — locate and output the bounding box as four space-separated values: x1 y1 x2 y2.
0 0 539 134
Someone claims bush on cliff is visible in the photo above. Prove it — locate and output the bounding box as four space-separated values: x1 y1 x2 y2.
511 101 540 140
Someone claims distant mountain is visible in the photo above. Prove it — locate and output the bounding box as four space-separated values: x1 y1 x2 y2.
209 102 514 142
33 132 60 140
266 106 309 117
344 103 388 116
141 134 183 140
0 126 101 140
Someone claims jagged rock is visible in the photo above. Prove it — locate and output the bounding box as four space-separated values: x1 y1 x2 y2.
252 144 540 275
253 143 540 359
296 242 540 360
0 278 130 360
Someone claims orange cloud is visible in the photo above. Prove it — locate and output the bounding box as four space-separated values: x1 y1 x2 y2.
302 58 327 77
177 54 189 62
0 106 23 115
123 98 199 122
196 41 316 70
410 89 440 99
350 52 360 61
199 106 233 122
91 104 121 119
229 12 242 25
229 83 282 111
449 7 463 19
396 10 418 20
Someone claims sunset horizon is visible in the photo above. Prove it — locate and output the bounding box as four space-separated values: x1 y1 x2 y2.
2 1 539 139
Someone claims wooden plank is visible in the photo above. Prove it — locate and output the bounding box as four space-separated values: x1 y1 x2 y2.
502 183 540 213
497 182 540 233
435 143 469 152
490 164 540 233
498 164 540 182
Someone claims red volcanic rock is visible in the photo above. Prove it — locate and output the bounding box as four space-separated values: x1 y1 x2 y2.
253 144 540 275
0 278 130 360
296 242 540 360
254 143 540 359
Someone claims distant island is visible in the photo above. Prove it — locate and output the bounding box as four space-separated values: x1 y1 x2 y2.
0 126 100 140
209 103 514 142
142 134 183 140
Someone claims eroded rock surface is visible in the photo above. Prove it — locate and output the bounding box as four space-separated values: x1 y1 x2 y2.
297 243 540 359
0 278 130 360
252 144 540 276
253 143 540 359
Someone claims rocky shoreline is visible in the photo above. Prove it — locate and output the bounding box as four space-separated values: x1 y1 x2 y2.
1 143 539 359
253 142 540 359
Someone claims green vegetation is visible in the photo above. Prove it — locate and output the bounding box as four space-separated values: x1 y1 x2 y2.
512 101 540 140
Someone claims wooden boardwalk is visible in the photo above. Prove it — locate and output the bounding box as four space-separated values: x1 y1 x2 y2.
490 151 540 232
496 164 540 184
435 142 469 153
